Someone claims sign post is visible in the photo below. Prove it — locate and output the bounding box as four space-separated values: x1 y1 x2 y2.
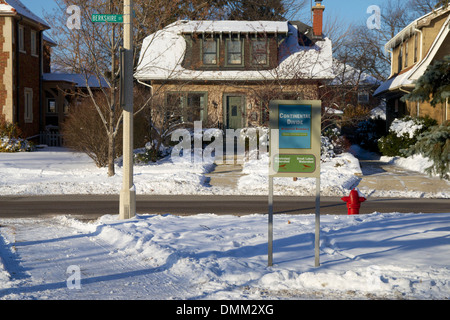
268 100 321 267
119 0 136 220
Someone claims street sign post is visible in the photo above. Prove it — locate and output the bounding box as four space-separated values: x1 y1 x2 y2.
268 100 321 267
91 14 123 23
119 0 136 220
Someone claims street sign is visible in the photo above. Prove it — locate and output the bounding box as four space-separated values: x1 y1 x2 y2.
91 14 123 23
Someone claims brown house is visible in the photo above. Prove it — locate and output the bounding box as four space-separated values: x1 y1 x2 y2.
374 6 450 126
135 1 334 130
0 0 107 145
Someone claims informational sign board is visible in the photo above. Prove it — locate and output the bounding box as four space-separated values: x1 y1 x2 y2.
267 100 322 267
269 100 321 178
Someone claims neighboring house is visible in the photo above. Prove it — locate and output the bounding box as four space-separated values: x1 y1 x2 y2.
0 0 107 144
135 1 333 130
374 6 450 126
324 58 382 111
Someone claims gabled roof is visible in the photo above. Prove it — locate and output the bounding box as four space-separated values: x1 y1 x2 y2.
375 7 450 97
0 0 50 29
385 6 450 52
135 20 333 82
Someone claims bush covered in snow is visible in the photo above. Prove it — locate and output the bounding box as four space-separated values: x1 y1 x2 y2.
404 122 449 180
0 118 34 152
321 128 348 162
378 116 437 156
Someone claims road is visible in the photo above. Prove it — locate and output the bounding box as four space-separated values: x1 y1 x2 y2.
0 195 448 219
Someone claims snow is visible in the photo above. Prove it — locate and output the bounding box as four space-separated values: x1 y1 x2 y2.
0 146 449 299
1 212 449 299
381 154 435 176
238 152 361 196
179 20 289 34
0 146 362 197
389 118 423 139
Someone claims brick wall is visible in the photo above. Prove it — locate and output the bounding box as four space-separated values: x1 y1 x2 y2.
16 22 41 138
0 17 9 117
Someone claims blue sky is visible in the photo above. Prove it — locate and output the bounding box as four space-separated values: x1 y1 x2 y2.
21 0 388 27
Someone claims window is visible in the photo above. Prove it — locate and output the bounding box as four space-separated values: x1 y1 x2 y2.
398 45 403 73
414 33 418 63
24 88 33 123
18 25 25 53
226 39 243 65
202 39 218 65
31 30 37 56
47 99 57 113
358 91 369 104
404 42 408 68
251 40 268 65
166 92 207 123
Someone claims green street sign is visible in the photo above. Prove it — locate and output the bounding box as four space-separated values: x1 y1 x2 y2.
92 14 123 23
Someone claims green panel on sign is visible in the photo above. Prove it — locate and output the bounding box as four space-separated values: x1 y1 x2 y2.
274 154 316 174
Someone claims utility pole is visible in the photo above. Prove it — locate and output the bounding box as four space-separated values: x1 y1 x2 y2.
119 0 136 220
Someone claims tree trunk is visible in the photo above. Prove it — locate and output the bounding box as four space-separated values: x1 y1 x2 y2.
107 120 115 177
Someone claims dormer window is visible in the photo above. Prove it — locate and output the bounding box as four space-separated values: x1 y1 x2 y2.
251 40 268 65
226 39 243 66
202 38 218 65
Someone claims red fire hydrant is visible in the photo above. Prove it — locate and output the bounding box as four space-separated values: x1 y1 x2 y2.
341 189 366 215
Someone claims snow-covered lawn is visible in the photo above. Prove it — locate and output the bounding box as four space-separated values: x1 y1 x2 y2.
0 146 362 197
1 212 449 299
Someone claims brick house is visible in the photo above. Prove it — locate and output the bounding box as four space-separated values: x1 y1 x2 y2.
0 0 51 139
0 0 107 144
134 1 333 130
374 5 450 126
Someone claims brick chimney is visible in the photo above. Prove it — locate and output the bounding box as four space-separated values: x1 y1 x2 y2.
312 0 325 38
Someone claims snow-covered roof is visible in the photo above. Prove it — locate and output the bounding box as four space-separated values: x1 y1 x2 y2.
375 11 450 97
385 6 450 52
135 20 334 82
178 20 289 34
330 59 381 86
43 73 109 88
0 0 50 29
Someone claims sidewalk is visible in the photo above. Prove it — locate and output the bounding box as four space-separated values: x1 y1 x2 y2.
204 162 245 189
355 158 450 198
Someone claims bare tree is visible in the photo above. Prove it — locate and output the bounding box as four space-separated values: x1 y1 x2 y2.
45 0 226 175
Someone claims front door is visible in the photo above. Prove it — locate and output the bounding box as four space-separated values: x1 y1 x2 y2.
226 95 244 129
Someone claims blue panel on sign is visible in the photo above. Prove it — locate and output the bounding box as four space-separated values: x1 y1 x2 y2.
278 104 311 149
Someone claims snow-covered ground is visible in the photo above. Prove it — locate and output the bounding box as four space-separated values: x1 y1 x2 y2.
1 212 449 300
0 146 363 197
0 147 449 300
